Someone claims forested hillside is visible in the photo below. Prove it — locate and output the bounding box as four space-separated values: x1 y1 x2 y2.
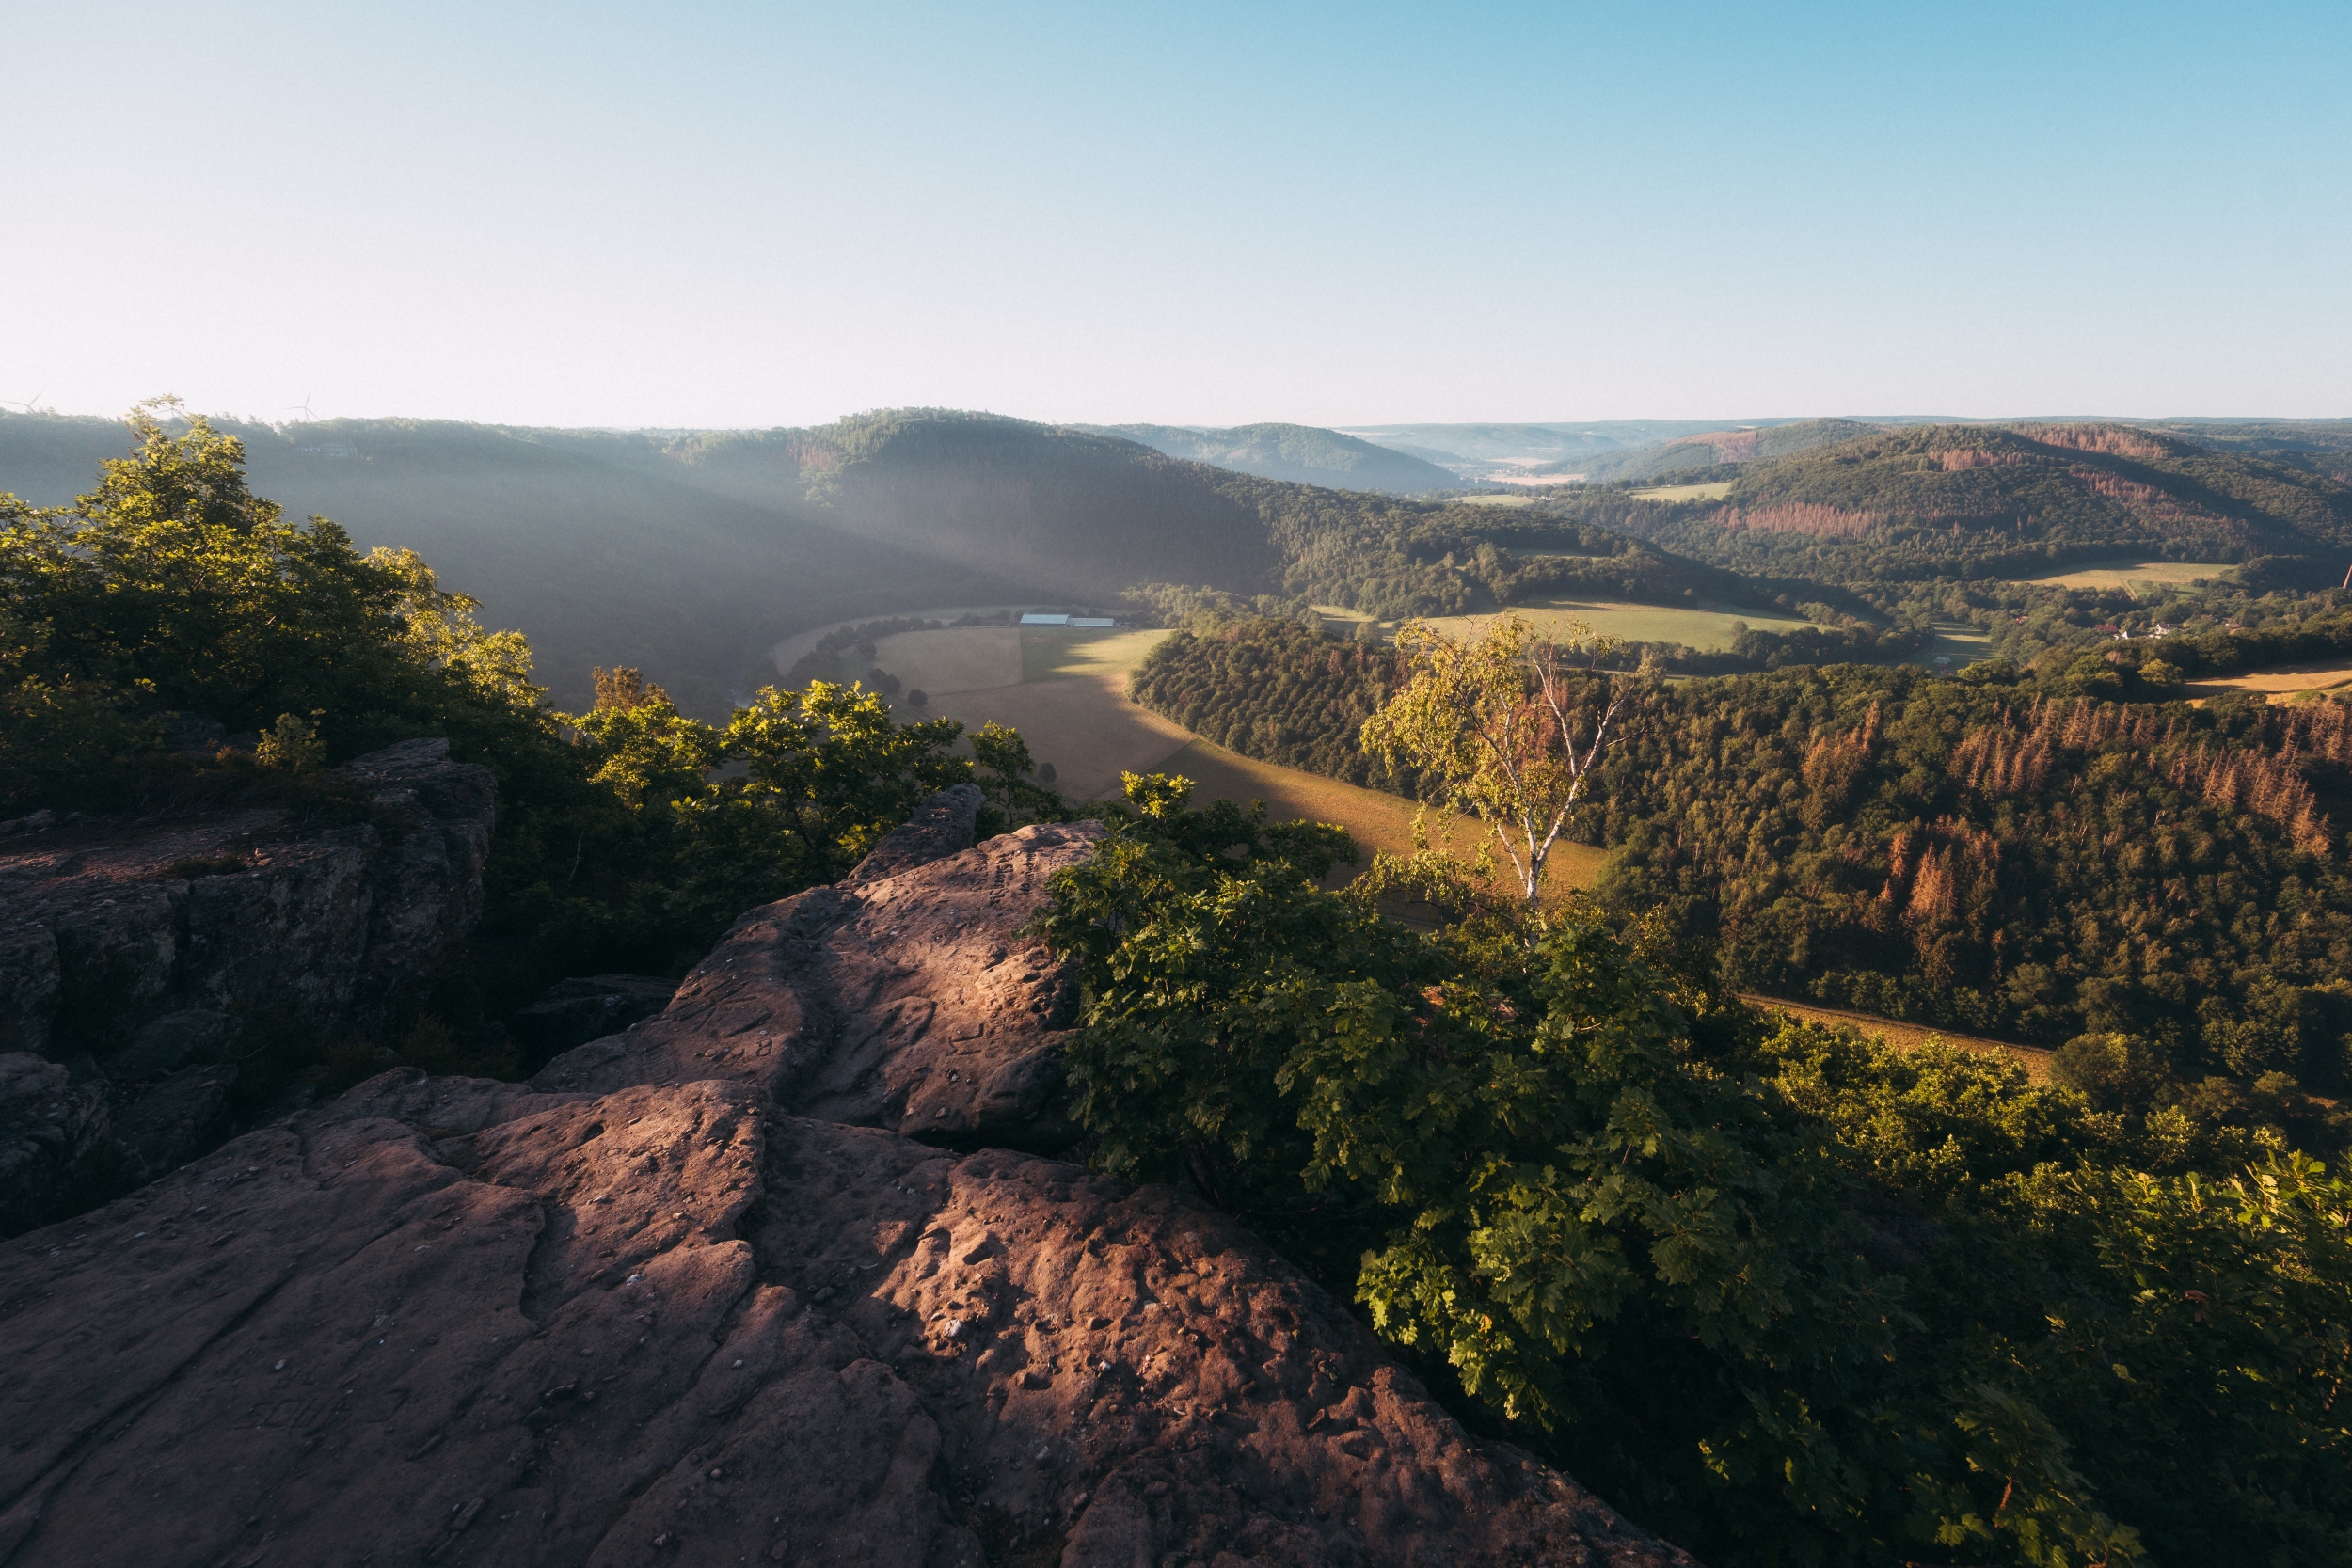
12 408 2349 721
1596 421 2352 585
3 407 1811 706
1122 612 2352 1108
1080 421 1463 491
1591 664 2352 1089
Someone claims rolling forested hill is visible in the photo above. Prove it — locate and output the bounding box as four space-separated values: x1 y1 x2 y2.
13 406 2349 718
1583 421 2352 587
0 407 1788 710
1080 421 1463 492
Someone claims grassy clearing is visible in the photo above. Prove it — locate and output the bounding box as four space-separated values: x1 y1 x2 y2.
2011 560 2234 596
1741 994 2054 1082
2184 664 2352 702
1425 599 1810 652
1916 622 1993 670
903 626 1183 800
868 627 1022 694
1020 626 1169 683
766 603 1035 682
1455 493 1534 507
923 678 1188 802
1630 481 1734 501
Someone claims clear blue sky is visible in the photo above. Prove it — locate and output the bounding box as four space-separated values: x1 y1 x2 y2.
5 1 2345 428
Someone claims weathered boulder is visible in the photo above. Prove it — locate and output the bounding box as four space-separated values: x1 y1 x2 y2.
535 786 1101 1150
0 738 496 1232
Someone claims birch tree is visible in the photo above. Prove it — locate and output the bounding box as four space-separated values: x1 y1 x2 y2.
1359 612 1640 913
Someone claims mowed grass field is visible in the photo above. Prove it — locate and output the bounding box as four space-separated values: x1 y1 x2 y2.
1424 600 1811 652
1741 995 2055 1082
867 627 1021 693
1629 481 1733 501
1021 627 1169 683
2185 665 2352 703
2011 560 2234 595
885 626 1181 800
1917 622 1993 669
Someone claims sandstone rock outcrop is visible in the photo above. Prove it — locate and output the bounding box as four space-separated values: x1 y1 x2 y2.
0 738 496 1232
535 786 1101 1150
0 787 1702 1567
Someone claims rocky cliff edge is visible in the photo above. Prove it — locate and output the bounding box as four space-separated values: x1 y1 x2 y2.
0 784 1699 1568
0 737 497 1233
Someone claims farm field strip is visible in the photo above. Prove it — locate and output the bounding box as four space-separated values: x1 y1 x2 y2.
2184 663 2352 701
1629 481 1733 501
1741 994 2054 1081
1020 626 1168 683
1423 599 1811 652
767 602 1041 681
2010 560 2233 594
866 627 1023 693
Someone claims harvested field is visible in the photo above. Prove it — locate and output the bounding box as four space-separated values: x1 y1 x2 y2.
1423 600 1809 652
2011 560 2233 595
869 627 1022 694
1021 626 1168 683
922 680 1189 802
1629 481 1733 501
908 626 1183 801
2184 664 2352 702
1742 994 2054 1081
766 603 1033 682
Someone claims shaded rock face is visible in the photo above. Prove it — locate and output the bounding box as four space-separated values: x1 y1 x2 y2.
535 788 1101 1151
0 738 495 1233
508 975 678 1062
0 789 1703 1568
0 1058 109 1239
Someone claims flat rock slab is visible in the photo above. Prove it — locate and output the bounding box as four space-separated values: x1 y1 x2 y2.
534 815 1104 1149
0 1069 1696 1568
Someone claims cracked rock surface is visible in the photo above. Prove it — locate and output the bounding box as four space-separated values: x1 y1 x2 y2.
0 788 1701 1568
535 788 1101 1150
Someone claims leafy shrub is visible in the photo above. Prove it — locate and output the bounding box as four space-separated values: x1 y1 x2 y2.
1038 780 2352 1566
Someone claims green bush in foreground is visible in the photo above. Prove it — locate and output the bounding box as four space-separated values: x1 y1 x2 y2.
1037 777 2352 1567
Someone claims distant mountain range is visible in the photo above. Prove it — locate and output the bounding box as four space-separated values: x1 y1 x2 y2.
1076 422 1462 493
10 407 2348 717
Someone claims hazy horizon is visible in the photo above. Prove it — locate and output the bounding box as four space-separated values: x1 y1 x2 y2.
7 2 2347 429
